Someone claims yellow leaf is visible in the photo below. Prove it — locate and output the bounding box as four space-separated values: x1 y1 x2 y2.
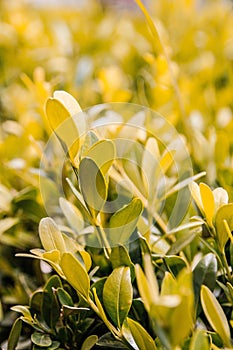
200 183 215 226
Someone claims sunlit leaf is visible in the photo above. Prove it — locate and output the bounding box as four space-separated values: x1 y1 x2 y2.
200 183 215 226
125 317 157 350
103 267 132 328
108 198 143 246
61 252 90 299
79 157 107 219
81 335 98 350
39 217 66 254
59 197 84 232
85 139 116 174
215 204 233 250
201 285 232 348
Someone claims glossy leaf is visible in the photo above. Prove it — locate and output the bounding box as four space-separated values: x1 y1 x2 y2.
61 252 90 299
200 285 232 347
79 157 107 218
125 317 157 350
193 253 217 306
108 198 143 246
103 267 133 328
110 245 134 279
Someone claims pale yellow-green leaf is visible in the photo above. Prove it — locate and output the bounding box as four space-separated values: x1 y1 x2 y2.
199 183 215 226
108 198 143 246
42 250 60 264
143 254 159 299
85 139 116 175
135 264 155 311
79 250 92 272
213 187 228 213
45 97 80 164
59 197 84 232
39 217 66 254
190 329 210 350
201 285 232 348
160 272 177 296
189 181 204 213
61 252 90 299
126 317 157 350
79 157 107 219
80 335 98 350
141 137 160 194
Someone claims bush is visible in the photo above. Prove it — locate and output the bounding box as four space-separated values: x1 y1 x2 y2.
0 0 233 349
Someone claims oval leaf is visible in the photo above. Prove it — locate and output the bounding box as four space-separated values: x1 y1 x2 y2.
108 198 143 246
39 217 66 254
215 203 233 250
103 267 133 328
125 317 157 350
59 197 84 232
7 318 22 350
79 157 107 219
61 252 90 299
85 139 116 174
31 332 52 347
200 285 232 347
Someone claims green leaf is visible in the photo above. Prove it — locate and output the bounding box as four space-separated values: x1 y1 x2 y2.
97 333 128 349
60 252 90 299
81 335 98 350
79 157 107 219
193 253 217 307
39 217 66 254
31 332 52 347
163 256 187 277
103 267 133 328
125 317 157 350
85 139 116 174
41 276 62 328
200 285 232 347
215 203 233 250
7 318 22 350
110 245 134 279
59 197 84 232
108 198 143 246
190 329 210 350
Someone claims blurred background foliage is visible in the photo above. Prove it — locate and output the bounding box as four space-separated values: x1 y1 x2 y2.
0 0 233 347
